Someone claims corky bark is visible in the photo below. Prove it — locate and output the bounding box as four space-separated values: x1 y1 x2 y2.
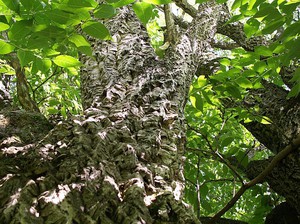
0 4 222 223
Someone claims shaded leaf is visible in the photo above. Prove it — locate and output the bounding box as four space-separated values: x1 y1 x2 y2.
82 21 111 40
94 4 116 19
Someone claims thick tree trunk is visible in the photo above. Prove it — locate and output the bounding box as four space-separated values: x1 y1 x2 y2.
0 4 221 223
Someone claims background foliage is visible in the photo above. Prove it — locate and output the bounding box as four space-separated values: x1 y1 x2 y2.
0 0 299 223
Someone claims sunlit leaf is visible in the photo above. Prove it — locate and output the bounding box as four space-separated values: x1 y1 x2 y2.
133 2 153 25
53 55 82 67
143 0 171 4
0 40 14 54
0 22 9 31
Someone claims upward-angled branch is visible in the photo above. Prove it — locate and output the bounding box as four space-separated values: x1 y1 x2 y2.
208 134 300 224
173 0 197 18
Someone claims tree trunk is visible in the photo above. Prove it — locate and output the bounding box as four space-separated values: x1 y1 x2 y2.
0 4 221 223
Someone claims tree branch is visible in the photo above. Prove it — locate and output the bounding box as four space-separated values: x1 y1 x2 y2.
208 134 300 223
173 0 197 18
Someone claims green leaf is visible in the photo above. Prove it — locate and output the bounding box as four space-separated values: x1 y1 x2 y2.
8 20 33 41
53 55 82 67
17 49 35 67
1 0 19 12
253 61 266 74
45 9 74 25
290 68 300 83
261 19 285 34
66 0 93 8
133 2 153 25
68 34 90 47
279 22 300 41
0 22 9 31
69 34 93 56
190 95 203 112
221 137 234 148
219 58 230 66
244 18 260 38
226 85 242 99
254 5 278 19
78 46 93 56
32 58 52 74
82 21 111 40
254 46 273 56
197 75 207 88
111 0 135 7
287 82 300 99
94 4 116 19
20 0 43 11
232 0 242 10
0 40 14 54
236 77 253 88
259 116 272 124
143 0 171 4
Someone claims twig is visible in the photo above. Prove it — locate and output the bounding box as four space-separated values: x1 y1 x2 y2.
196 155 201 219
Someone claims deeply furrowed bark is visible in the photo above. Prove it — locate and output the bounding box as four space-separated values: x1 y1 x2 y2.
0 4 222 223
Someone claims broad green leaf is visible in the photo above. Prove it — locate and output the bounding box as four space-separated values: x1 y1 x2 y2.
244 18 260 38
94 4 116 19
69 34 92 56
290 68 300 83
106 0 120 3
236 77 253 88
201 90 214 105
111 0 135 7
232 0 242 10
53 55 82 67
78 46 93 56
32 58 52 74
82 21 111 40
1 0 19 12
45 9 74 25
67 0 93 8
0 22 9 31
20 0 43 11
279 22 300 41
27 35 50 49
8 20 33 41
253 61 266 74
143 0 171 5
254 5 279 19
254 46 273 56
221 137 234 147
226 85 242 99
261 19 285 34
0 40 14 54
132 2 153 25
219 58 230 66
197 75 207 88
287 82 300 99
48 107 60 114
17 49 35 67
190 95 203 112
68 34 90 47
